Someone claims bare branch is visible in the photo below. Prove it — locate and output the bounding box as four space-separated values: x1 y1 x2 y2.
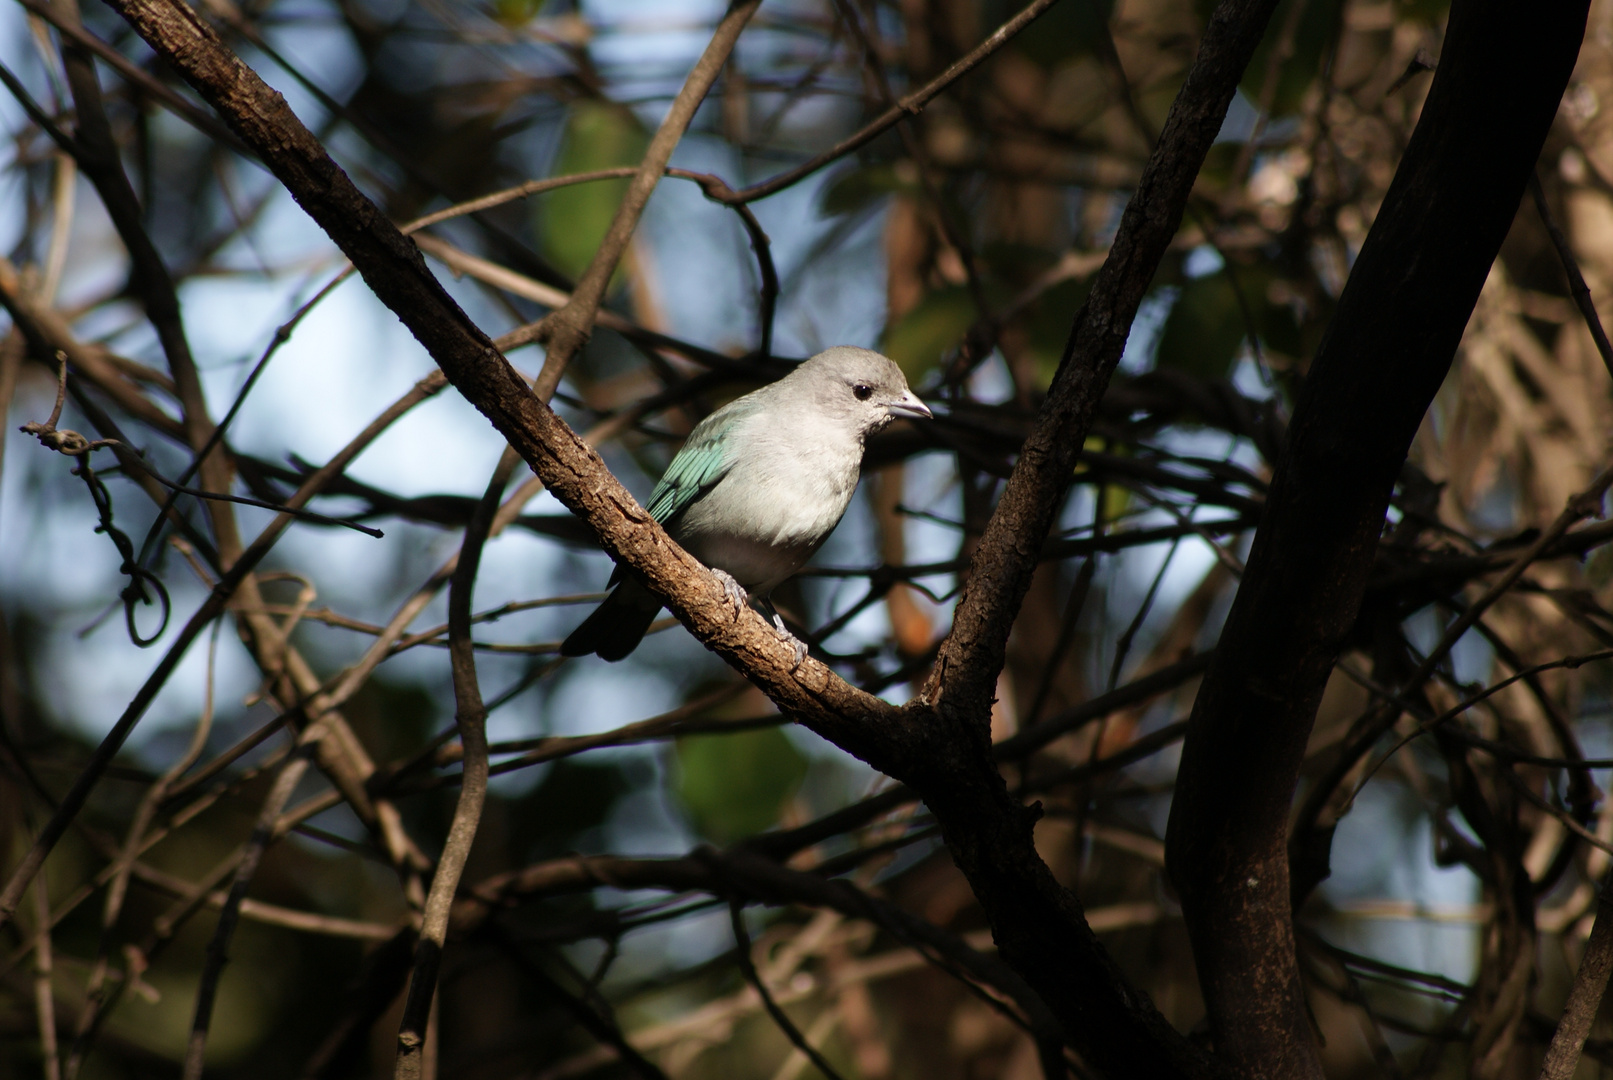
393 451 512 1080
182 749 313 1080
0 370 446 928
726 0 1065 205
1531 173 1613 383
728 900 850 1080
32 874 60 1080
1166 1 1591 1073
530 0 762 397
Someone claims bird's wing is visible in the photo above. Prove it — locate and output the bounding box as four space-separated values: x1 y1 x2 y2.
644 396 759 525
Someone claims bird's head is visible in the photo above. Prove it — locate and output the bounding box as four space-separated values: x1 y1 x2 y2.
791 346 932 438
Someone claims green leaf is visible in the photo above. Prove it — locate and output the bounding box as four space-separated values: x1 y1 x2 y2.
1164 260 1273 378
1261 283 1309 361
493 0 545 23
819 163 918 216
1012 0 1117 67
1078 436 1135 521
343 679 438 763
1154 262 1311 378
1156 274 1245 379
1195 143 1245 189
674 727 807 843
1022 275 1097 385
1207 0 1345 117
880 286 978 383
538 101 648 280
1588 545 1613 589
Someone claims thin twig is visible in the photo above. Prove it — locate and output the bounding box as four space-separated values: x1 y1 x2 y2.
182 747 316 1080
836 0 992 325
69 622 221 1079
1530 172 1613 383
33 874 61 1080
67 848 247 1060
531 0 763 398
1220 0 1310 213
393 450 514 1080
726 0 1065 205
1505 774 1613 861
1024 556 1099 726
16 0 245 150
406 168 780 358
1305 463 1613 834
492 927 672 1080
134 267 358 568
110 447 386 537
0 370 447 930
48 0 228 520
1107 538 1182 692
728 899 849 1080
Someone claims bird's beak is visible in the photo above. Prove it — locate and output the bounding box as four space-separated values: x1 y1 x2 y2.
887 391 932 420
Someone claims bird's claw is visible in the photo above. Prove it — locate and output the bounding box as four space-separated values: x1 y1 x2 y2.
771 612 809 670
711 569 749 620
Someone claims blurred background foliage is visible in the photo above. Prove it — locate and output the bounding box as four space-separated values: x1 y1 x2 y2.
0 0 1612 1076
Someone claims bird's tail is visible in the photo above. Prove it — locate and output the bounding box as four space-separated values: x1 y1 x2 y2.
560 578 662 661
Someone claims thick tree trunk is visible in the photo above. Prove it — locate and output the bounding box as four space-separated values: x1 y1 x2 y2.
1164 2 1589 1077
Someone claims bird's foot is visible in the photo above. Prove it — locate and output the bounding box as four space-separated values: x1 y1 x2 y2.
771 612 809 670
711 569 749 620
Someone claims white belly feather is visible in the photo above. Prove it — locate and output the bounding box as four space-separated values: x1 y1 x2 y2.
672 430 861 595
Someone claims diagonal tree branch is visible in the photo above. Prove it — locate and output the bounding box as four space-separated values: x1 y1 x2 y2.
1163 1 1591 1076
529 0 761 398
50 0 235 521
918 0 1278 722
0 368 444 928
1539 869 1613 1080
873 0 1281 1072
92 0 1271 1073
182 744 313 1080
95 0 916 772
724 0 1064 205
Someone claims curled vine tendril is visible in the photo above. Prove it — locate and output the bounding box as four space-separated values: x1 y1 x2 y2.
21 353 172 647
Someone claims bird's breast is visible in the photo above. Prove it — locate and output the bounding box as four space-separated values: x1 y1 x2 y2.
671 446 860 592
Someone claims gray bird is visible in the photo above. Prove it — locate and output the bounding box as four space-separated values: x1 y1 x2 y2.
561 346 931 662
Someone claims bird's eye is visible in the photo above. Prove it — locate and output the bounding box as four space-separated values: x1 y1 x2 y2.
853 384 873 401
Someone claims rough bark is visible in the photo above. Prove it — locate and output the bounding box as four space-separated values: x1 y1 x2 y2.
96 0 1254 1073
1163 2 1590 1077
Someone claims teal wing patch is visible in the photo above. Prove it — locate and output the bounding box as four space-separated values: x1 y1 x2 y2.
645 397 757 524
